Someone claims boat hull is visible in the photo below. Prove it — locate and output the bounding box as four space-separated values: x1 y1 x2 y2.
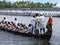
0 25 52 41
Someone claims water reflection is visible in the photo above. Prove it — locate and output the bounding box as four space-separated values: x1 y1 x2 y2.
35 40 51 45
0 30 51 45
11 38 51 45
19 38 51 45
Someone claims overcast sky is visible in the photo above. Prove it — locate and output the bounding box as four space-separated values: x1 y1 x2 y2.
0 0 60 7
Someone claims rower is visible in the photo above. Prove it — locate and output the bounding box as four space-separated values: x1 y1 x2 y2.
13 18 18 26
1 17 7 28
23 24 27 29
10 21 15 30
28 24 32 34
13 18 19 30
17 23 24 30
4 21 9 28
2 17 6 24
7 22 13 30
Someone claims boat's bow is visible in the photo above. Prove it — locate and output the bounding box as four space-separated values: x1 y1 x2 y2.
40 24 52 40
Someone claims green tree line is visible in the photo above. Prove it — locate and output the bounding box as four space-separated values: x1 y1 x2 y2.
0 0 57 8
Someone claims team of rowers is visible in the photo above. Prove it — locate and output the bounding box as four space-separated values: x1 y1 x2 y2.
0 13 52 34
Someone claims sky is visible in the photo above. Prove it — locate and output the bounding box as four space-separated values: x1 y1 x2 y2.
0 0 60 7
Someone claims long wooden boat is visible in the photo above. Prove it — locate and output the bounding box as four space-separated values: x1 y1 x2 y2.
0 24 52 41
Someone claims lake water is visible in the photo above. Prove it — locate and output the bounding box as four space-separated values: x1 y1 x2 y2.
0 15 60 45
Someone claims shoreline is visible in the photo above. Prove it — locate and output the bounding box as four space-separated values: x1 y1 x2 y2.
0 10 60 17
0 14 60 17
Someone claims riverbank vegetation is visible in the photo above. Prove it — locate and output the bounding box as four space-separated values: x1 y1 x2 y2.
0 0 57 8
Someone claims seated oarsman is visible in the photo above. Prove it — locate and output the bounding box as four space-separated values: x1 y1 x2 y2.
15 23 27 30
15 23 23 30
0 17 7 28
21 24 28 32
6 22 13 30
9 21 15 30
2 21 12 29
8 22 11 27
10 23 17 31
1 21 7 28
1 17 8 28
4 21 9 29
11 22 23 31
12 18 19 31
10 22 22 31
3 21 16 30
28 24 32 34
2 17 6 22
18 24 24 30
18 23 27 30
0 21 3 27
22 24 27 29
16 23 20 29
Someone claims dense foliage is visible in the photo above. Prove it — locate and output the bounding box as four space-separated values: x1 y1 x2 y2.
0 0 57 8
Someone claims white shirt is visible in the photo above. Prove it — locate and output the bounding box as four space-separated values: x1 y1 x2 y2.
13 20 18 26
3 19 8 23
28 26 32 32
38 16 46 28
31 17 35 27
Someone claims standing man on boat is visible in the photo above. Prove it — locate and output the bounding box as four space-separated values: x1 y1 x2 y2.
31 15 36 34
38 14 46 34
47 16 53 30
35 13 39 35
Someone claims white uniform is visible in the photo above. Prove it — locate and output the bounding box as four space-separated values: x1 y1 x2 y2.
3 19 8 24
13 20 18 26
31 18 35 27
28 26 32 33
38 16 46 28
